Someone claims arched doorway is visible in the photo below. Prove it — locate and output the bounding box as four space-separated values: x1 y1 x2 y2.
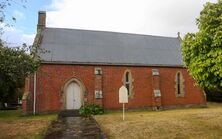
62 78 85 110
66 82 81 109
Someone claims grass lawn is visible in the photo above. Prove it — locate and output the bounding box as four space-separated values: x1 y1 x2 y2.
0 109 57 139
95 103 222 139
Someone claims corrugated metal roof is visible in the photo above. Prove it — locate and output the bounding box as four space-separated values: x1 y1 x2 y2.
37 28 184 67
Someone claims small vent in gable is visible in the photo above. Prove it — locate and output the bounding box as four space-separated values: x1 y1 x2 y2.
152 69 159 76
94 68 102 75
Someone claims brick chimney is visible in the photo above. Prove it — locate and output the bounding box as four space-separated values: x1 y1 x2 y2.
37 11 46 31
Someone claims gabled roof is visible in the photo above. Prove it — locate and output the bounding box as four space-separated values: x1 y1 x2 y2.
37 28 184 67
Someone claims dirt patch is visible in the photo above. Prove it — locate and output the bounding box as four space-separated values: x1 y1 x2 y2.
0 119 50 139
44 119 65 138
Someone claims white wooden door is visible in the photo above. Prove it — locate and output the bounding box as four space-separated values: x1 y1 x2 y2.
66 82 81 109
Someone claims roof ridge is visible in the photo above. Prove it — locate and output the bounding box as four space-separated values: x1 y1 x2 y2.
44 27 179 40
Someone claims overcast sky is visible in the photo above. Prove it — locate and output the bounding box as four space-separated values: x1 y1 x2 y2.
2 0 217 47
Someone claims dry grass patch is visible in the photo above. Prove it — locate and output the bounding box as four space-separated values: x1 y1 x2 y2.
95 103 222 139
0 110 57 139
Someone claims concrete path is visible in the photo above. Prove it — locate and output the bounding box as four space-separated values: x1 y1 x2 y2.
44 111 106 139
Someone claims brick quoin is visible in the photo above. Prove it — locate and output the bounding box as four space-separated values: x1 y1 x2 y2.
25 64 206 113
152 71 162 110
94 74 103 106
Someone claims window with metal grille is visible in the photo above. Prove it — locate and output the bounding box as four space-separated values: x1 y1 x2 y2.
124 71 131 96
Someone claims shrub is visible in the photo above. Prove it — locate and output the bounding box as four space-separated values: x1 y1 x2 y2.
206 90 222 102
79 104 104 117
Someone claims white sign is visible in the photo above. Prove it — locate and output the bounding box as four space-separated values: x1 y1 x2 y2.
119 86 128 103
119 85 128 121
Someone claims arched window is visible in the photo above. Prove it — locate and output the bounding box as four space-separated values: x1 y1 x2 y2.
175 72 185 97
176 72 181 95
123 70 132 96
125 72 130 95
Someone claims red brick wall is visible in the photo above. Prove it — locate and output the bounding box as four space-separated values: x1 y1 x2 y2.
27 64 206 113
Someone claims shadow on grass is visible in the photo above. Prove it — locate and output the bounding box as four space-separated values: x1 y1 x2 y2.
0 109 57 121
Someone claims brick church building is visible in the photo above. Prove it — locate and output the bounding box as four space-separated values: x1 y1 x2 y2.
22 11 206 114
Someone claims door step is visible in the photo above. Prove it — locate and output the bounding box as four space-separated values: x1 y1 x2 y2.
59 110 80 118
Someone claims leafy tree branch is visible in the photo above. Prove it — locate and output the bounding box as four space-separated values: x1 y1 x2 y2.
182 0 222 90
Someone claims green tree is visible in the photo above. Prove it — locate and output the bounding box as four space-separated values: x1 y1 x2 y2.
181 0 222 90
0 44 39 105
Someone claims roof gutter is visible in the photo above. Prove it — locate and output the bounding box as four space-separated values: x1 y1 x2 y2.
40 61 186 68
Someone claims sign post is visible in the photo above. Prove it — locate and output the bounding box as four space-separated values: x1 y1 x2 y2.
119 86 128 121
123 103 125 120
